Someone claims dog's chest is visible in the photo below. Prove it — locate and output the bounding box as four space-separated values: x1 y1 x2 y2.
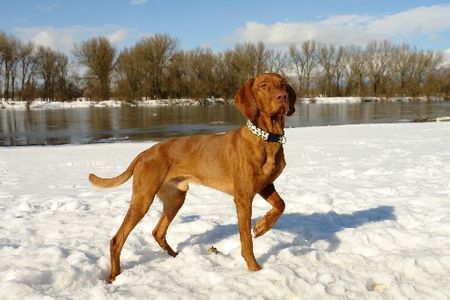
261 144 285 177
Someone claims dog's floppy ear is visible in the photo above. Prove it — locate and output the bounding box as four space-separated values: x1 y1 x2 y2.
286 83 297 116
234 78 258 121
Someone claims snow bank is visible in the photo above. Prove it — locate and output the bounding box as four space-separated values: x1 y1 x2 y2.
0 98 230 110
0 123 449 299
301 96 446 103
1 96 446 110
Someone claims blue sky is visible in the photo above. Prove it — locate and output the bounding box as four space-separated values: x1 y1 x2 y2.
1 0 449 54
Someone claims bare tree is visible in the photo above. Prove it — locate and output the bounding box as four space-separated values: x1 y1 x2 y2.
166 51 188 99
289 41 320 96
301 41 320 96
0 32 5 96
37 46 57 101
343 46 365 96
392 44 417 96
0 34 21 100
266 49 288 74
37 46 69 101
289 44 303 94
18 41 37 100
215 51 239 98
254 41 268 75
74 37 117 100
318 44 337 96
411 50 444 96
333 46 346 96
8 37 21 100
439 67 450 97
2 30 449 101
184 48 219 99
364 40 393 96
115 47 144 101
231 42 267 80
54 53 69 100
217 42 270 97
0 32 7 98
135 34 178 99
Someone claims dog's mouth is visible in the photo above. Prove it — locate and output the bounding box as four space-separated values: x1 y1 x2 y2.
270 102 289 116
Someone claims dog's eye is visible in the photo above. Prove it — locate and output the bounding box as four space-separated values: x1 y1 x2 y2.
280 82 287 88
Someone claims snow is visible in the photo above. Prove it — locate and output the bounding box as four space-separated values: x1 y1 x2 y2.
301 96 446 103
1 122 450 299
0 98 229 110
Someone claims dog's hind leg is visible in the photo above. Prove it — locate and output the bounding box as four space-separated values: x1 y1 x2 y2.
109 161 166 283
152 181 186 257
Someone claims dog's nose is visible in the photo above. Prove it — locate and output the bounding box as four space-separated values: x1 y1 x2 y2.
276 92 288 101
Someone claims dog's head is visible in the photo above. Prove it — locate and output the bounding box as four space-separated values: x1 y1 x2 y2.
234 73 297 121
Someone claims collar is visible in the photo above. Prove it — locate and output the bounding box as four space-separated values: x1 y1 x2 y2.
246 120 286 143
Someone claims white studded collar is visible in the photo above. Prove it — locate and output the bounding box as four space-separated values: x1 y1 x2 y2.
246 120 286 143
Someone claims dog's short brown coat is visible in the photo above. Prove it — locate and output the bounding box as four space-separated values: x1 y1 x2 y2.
89 73 297 282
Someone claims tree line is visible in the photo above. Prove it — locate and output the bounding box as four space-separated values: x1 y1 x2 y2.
1 31 449 102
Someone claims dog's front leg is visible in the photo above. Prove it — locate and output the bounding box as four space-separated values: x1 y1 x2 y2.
254 183 285 237
234 195 262 271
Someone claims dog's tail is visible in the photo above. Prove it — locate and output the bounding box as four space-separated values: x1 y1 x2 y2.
88 151 146 188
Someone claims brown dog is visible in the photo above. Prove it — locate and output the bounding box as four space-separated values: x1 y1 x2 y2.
89 73 297 282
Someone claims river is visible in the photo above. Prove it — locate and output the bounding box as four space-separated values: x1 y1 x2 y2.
1 101 449 146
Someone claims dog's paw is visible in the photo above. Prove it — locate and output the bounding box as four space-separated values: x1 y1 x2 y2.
253 217 270 237
108 274 117 284
248 262 262 272
167 249 179 257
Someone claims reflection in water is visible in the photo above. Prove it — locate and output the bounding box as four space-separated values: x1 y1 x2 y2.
1 101 449 146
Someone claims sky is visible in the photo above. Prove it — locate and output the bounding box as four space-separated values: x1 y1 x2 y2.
1 0 450 56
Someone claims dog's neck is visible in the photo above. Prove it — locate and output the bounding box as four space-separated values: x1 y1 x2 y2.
247 114 285 143
255 113 285 135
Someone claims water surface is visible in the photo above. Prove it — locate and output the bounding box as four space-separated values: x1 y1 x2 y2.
1 101 449 146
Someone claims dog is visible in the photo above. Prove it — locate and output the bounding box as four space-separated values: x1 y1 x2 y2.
89 73 297 282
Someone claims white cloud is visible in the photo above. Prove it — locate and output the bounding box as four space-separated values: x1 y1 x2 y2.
226 20 377 48
130 0 147 5
225 4 450 48
34 3 60 12
367 5 450 36
105 29 128 44
14 26 134 53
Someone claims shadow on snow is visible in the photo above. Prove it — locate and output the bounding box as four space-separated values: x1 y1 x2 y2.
178 205 396 262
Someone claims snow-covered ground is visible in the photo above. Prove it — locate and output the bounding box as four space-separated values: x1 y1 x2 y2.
1 123 450 299
1 96 446 110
